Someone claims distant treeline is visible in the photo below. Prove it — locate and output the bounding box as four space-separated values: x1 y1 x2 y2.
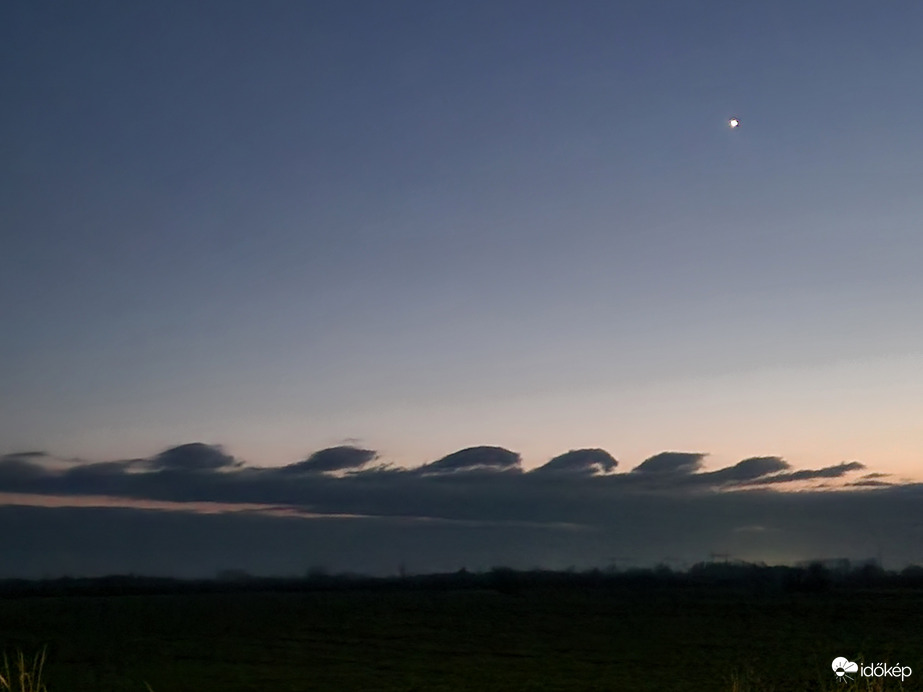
4 561 923 598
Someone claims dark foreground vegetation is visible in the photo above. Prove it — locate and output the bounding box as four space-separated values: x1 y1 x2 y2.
3 559 923 597
2 562 922 691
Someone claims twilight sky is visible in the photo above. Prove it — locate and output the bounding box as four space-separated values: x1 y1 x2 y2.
2 1 923 576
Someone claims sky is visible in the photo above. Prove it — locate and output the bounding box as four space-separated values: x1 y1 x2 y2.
2 1 923 577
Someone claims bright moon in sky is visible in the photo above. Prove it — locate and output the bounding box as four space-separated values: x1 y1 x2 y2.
728 118 739 128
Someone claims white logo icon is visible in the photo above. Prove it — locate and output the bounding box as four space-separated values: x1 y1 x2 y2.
832 657 912 682
832 657 859 682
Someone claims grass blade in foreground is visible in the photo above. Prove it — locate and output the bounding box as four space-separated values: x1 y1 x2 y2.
0 649 47 692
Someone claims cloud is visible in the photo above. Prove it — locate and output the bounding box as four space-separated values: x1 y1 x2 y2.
698 456 790 485
0 456 51 482
280 446 378 474
533 449 618 475
0 479 919 578
722 456 790 480
0 452 58 481
733 524 771 533
848 472 893 488
143 443 240 472
0 451 48 461
632 452 705 475
414 446 521 475
0 441 898 577
62 460 138 480
741 461 865 486
0 446 870 518
621 456 791 490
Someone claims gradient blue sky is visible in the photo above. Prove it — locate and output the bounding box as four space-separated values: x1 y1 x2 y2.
3 1 922 476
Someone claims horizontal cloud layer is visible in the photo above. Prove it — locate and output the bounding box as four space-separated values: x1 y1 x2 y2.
0 443 872 523
0 443 915 578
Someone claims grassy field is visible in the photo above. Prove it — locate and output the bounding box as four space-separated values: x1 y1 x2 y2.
1 585 921 691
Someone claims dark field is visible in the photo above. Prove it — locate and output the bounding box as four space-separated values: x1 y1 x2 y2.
2 585 922 691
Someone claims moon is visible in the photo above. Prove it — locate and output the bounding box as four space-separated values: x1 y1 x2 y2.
728 118 740 129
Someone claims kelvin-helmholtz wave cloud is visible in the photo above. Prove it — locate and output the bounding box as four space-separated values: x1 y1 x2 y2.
0 444 917 578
